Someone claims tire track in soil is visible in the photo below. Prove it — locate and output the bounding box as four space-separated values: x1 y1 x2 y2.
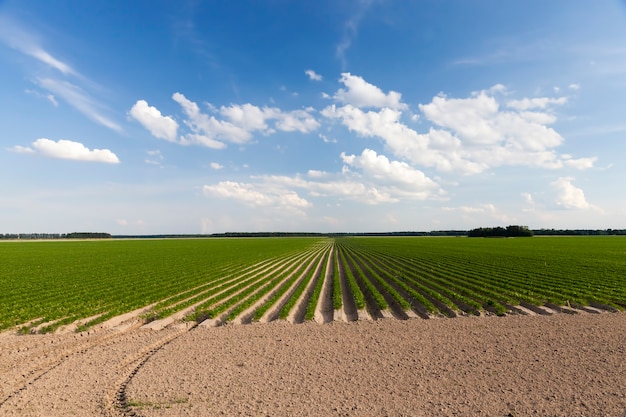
108 327 192 417
0 298 198 417
0 312 148 409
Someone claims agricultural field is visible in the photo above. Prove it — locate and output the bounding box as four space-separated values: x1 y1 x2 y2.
1 236 625 334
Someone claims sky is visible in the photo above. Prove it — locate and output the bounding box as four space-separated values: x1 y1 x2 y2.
1 0 626 234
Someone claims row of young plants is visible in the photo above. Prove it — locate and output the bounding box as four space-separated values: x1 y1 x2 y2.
334 236 626 315
3 236 624 333
188 241 331 324
0 238 326 332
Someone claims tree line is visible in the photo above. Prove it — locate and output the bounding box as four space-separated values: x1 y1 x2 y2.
2 229 625 240
0 232 112 240
467 225 533 237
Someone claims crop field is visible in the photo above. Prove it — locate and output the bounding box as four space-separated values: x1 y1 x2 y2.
1 236 625 333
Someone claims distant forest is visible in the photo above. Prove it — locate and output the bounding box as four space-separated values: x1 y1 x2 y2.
0 232 112 240
1 228 625 240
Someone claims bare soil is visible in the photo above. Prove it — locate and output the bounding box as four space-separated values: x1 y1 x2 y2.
1 313 625 416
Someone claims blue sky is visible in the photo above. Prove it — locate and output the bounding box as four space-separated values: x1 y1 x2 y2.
1 1 626 234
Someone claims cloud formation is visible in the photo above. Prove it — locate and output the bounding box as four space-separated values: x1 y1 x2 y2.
204 181 311 215
129 100 178 141
0 15 77 76
205 149 442 210
36 78 122 132
324 79 594 174
551 177 590 209
333 73 407 110
133 93 320 149
0 16 122 132
11 138 120 163
305 69 322 81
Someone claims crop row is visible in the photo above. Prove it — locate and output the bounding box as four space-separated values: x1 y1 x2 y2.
1 236 624 333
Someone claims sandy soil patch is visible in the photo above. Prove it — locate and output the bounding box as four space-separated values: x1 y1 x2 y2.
1 313 625 416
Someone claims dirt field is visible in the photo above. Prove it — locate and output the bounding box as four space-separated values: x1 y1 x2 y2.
1 313 625 416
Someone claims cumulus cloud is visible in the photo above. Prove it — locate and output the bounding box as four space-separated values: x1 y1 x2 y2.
506 96 568 110
242 149 442 205
340 149 440 199
323 79 595 174
333 73 407 110
210 162 223 170
551 177 590 209
204 181 311 215
10 138 119 164
129 92 320 149
129 100 178 141
305 69 322 81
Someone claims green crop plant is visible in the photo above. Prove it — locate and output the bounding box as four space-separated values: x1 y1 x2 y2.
304 249 331 321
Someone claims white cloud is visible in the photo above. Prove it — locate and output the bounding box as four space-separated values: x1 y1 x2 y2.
165 92 319 148
180 133 227 150
305 69 323 81
0 18 124 133
340 148 441 199
569 83 580 91
11 138 119 164
322 104 483 174
145 149 163 165
0 16 77 76
25 89 59 107
324 81 595 174
551 177 590 209
37 78 121 132
274 109 319 133
443 204 496 214
241 149 442 206
220 103 275 132
129 100 179 141
203 181 311 214
210 162 223 170
506 96 568 110
521 192 534 205
335 1 374 69
563 156 597 169
333 73 407 110
9 145 35 154
319 133 337 143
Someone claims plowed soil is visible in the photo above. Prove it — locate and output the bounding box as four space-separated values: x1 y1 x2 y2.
1 313 625 416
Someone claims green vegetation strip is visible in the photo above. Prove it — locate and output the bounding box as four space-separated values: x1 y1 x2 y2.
304 249 331 321
279 246 330 319
337 246 366 310
0 238 326 332
336 236 626 314
2 236 624 332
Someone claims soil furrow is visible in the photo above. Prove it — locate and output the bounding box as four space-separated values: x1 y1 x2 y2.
314 246 336 324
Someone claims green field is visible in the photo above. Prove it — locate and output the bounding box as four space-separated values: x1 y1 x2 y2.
1 236 624 333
